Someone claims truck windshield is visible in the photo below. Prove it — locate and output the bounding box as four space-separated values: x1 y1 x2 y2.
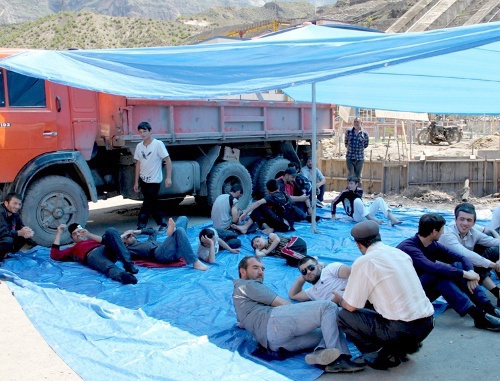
7 71 46 107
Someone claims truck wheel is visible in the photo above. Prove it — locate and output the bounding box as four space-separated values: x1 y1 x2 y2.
257 157 290 197
207 161 252 209
21 176 88 246
249 158 268 195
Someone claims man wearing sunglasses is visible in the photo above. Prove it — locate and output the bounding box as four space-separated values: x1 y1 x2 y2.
288 256 350 303
336 220 434 371
233 256 363 374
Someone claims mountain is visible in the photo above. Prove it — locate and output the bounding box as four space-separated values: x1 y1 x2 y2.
0 0 339 24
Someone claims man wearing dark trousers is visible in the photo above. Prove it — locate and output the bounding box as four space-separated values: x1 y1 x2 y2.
398 213 500 331
336 221 434 370
0 192 34 261
50 223 139 285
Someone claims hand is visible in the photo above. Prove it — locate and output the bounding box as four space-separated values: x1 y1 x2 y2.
133 183 140 193
463 269 480 281
467 279 479 293
330 291 342 305
165 178 172 188
19 226 34 238
239 212 247 222
56 224 66 234
200 235 214 247
229 248 240 254
492 261 500 272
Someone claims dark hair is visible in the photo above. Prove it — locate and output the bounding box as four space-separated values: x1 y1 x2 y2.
250 236 263 249
238 255 262 278
199 228 215 241
230 184 243 194
137 121 152 131
454 202 476 222
347 175 359 183
266 179 279 193
298 255 318 268
68 223 81 235
418 213 446 237
354 233 381 248
4 192 22 203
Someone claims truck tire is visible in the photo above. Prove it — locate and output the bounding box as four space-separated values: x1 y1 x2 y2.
207 161 252 209
21 176 88 247
257 157 290 197
249 158 268 195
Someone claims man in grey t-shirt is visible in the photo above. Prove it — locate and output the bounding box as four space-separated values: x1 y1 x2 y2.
232 256 363 373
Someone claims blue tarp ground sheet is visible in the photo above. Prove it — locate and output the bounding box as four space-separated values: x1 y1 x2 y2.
0 205 494 381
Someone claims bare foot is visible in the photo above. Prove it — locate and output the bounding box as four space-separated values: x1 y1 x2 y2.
167 218 176 236
390 219 403 227
231 223 248 234
193 260 209 271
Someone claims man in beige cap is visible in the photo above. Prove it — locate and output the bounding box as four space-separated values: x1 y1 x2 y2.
334 221 434 370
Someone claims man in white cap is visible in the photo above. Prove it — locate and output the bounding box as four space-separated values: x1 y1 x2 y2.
335 221 434 370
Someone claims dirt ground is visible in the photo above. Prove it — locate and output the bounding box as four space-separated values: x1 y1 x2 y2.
320 133 500 212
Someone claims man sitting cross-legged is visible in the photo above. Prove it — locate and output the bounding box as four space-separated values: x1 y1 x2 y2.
233 256 362 373
121 216 209 271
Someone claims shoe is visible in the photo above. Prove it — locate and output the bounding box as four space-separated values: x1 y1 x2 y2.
494 308 500 318
157 225 167 234
364 349 402 370
124 262 139 274
120 273 138 285
474 313 500 331
305 348 340 366
325 355 364 373
316 200 325 208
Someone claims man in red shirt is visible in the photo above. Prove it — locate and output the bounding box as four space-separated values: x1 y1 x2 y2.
277 168 312 222
50 223 139 284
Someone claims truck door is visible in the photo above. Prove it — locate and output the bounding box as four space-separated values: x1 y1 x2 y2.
0 70 58 183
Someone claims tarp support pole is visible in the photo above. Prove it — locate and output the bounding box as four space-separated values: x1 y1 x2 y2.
311 82 318 233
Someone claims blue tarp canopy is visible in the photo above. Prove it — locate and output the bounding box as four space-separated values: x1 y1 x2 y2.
0 22 500 114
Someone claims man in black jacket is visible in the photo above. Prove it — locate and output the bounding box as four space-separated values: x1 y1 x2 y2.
0 192 34 261
397 213 500 331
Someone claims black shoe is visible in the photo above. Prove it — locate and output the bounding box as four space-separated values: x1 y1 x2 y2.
120 273 138 285
325 355 364 373
364 350 401 370
157 225 168 234
474 313 500 331
124 262 139 274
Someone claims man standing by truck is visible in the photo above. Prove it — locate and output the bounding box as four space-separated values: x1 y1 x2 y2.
134 122 172 233
0 193 35 261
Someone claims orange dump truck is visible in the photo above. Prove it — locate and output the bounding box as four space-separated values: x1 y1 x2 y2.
0 49 334 245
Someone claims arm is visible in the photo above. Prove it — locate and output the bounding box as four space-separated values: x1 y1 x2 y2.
288 275 312 302
340 297 357 312
271 295 291 307
231 202 241 224
50 224 74 261
439 229 496 269
81 229 102 243
239 199 266 221
164 156 172 188
259 233 280 256
316 169 326 187
199 236 216 263
218 238 240 254
337 265 351 279
363 131 369 148
133 161 141 193
330 191 345 216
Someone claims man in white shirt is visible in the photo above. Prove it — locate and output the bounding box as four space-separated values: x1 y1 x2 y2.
337 221 434 370
288 256 350 302
134 121 172 232
438 202 500 306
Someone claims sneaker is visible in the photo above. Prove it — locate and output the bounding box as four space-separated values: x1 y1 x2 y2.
157 225 167 234
120 273 138 285
364 350 401 370
474 313 500 331
305 348 341 366
325 355 364 373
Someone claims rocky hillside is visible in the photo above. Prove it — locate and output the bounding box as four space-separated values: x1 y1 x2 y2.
0 1 411 49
